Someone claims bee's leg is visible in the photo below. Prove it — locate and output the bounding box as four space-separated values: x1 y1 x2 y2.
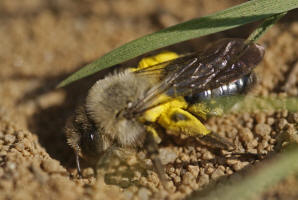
146 125 162 144
75 152 82 178
144 130 169 190
200 132 262 160
199 131 235 151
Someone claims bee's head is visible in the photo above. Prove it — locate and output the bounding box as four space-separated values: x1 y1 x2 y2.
66 106 108 167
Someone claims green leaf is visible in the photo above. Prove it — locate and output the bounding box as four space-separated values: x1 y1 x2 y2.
58 0 298 87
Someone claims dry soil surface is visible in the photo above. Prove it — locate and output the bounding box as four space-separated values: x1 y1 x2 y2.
0 1 297 200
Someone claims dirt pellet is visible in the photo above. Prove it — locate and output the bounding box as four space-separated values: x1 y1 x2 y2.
202 151 214 160
137 187 152 200
187 165 200 177
278 118 288 129
239 128 254 143
197 173 210 187
255 123 272 137
211 168 225 180
4 134 16 144
41 159 61 173
255 113 266 124
159 148 177 165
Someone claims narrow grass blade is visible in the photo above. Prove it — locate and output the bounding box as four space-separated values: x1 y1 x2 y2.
58 0 298 87
245 12 288 44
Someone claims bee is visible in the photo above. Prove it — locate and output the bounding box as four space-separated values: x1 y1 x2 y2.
65 38 265 187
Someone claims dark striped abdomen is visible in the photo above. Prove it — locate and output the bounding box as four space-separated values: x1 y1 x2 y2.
185 73 256 104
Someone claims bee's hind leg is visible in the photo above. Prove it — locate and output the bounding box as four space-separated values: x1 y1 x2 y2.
195 131 261 162
199 131 235 151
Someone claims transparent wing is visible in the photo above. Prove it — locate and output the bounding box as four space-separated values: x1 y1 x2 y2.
130 38 265 115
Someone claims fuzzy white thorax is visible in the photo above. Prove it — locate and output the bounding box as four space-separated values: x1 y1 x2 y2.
86 69 152 147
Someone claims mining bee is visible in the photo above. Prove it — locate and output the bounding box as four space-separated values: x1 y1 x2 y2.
65 38 265 187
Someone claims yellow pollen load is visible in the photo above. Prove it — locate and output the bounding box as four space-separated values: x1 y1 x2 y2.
158 107 211 136
141 95 210 136
137 51 179 70
188 103 210 120
134 51 211 140
141 95 187 123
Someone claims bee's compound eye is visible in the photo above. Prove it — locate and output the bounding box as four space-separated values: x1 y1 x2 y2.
79 130 103 159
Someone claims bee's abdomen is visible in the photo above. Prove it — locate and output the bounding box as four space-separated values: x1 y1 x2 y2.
185 73 255 104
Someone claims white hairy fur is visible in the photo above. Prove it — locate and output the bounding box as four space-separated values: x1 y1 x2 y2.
86 69 152 147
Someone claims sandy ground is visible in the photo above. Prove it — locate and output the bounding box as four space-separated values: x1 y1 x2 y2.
0 0 297 200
